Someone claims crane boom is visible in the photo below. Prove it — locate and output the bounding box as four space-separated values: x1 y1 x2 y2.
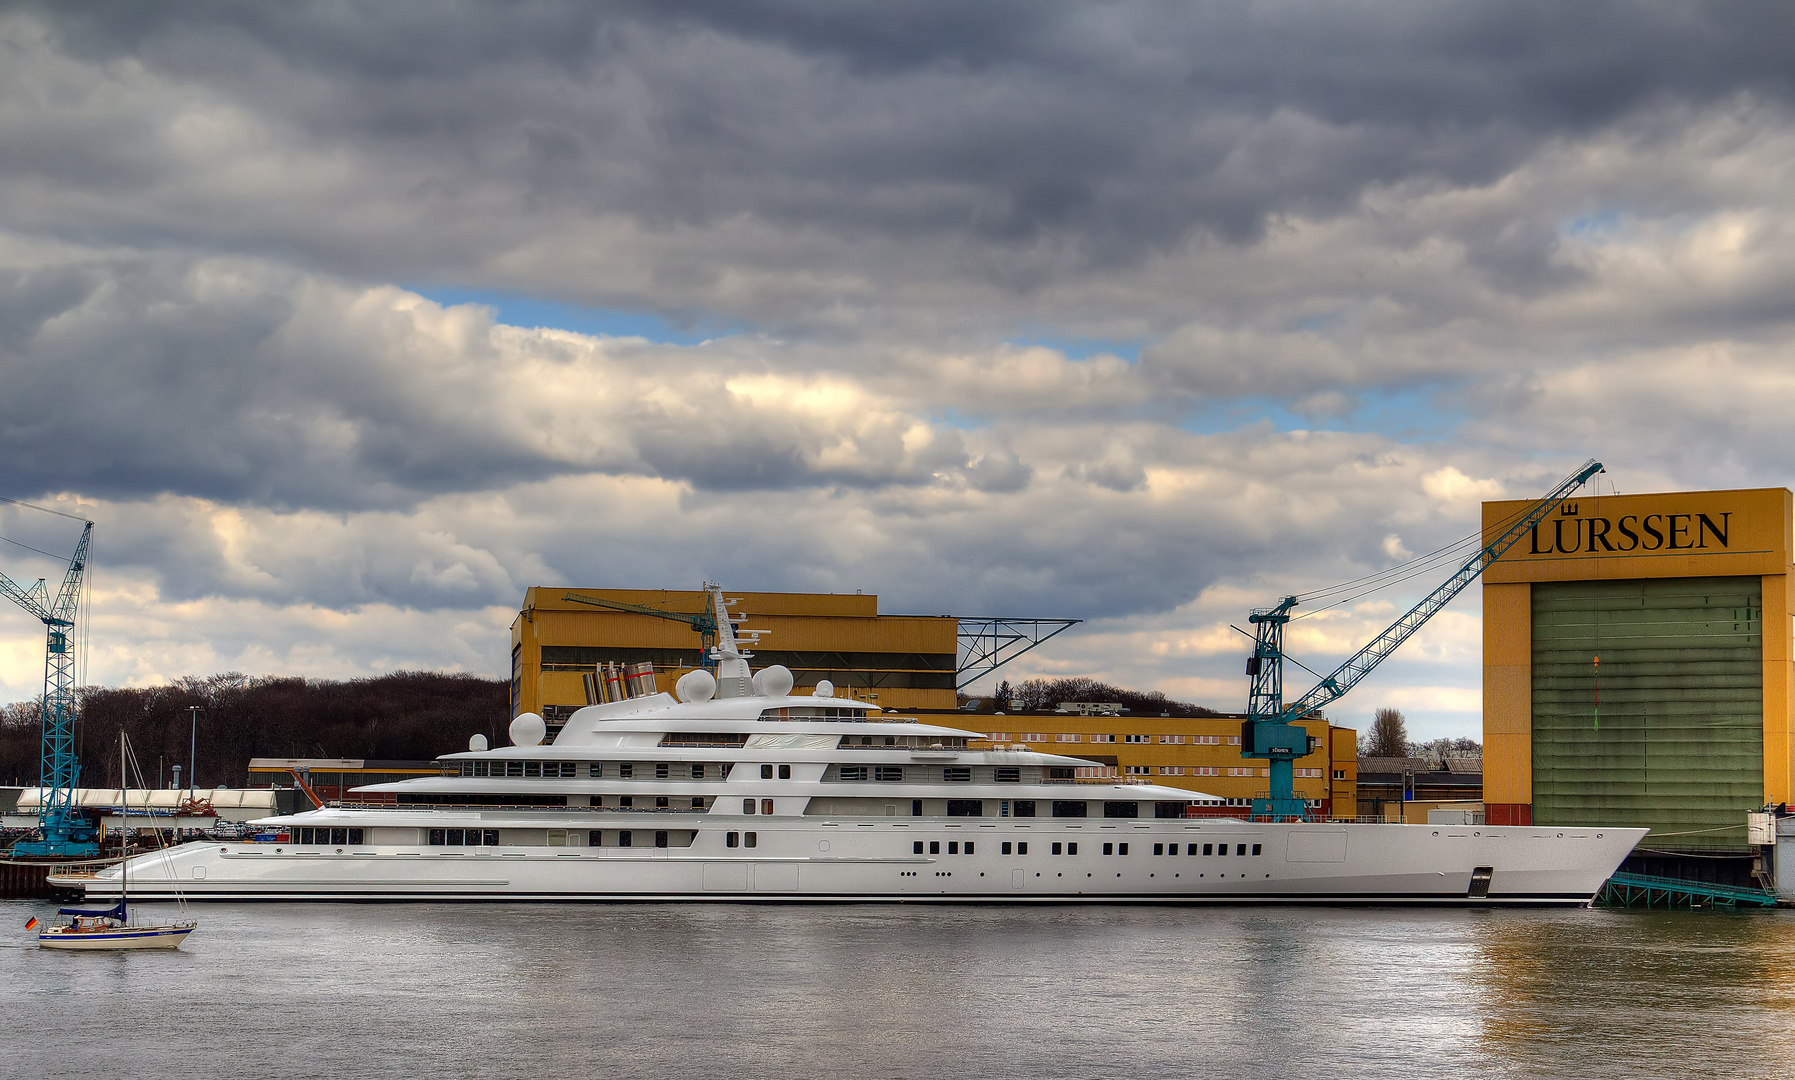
1242 460 1602 820
560 592 720 656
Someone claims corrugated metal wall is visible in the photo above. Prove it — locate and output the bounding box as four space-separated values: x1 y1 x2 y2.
1532 576 1762 850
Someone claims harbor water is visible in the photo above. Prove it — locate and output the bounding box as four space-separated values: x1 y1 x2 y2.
3 900 1792 1079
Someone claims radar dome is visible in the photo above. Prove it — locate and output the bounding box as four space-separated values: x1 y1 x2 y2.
676 669 717 703
752 664 795 698
813 679 834 699
508 712 546 748
468 733 489 752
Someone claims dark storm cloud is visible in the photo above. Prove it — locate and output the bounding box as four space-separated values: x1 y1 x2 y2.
7 1 1792 311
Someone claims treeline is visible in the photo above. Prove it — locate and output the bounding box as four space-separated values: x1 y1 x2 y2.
0 672 508 789
991 676 1222 718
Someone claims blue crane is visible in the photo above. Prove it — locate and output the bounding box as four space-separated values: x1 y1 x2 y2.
1242 459 1603 820
2 518 99 857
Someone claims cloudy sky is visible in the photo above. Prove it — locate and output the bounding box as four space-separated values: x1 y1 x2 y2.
3 2 1793 740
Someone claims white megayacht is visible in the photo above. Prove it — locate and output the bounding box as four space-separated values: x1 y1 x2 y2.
72 586 1644 905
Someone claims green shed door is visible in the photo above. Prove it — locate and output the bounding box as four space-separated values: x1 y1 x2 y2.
1532 576 1762 850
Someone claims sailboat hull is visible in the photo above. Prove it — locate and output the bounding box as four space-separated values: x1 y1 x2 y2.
38 924 195 950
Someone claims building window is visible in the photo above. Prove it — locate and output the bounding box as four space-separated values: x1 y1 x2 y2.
761 764 774 779
948 841 959 854
1091 734 1116 743
994 767 1020 783
727 832 740 848
1125 766 1150 776
1002 842 1013 855
929 841 941 854
620 762 633 778
1195 767 1220 776
743 798 756 814
1051 801 1086 818
1296 768 1323 778
778 764 792 779
1196 735 1221 745
913 840 925 854
1227 736 1240 745
987 732 1010 742
1157 766 1185 775
876 766 905 782
1158 735 1185 744
588 762 603 778
761 799 774 815
1056 734 1080 742
1124 734 1148 743
1018 842 1028 855
1013 800 1036 818
620 831 633 847
839 766 868 781
1333 770 1347 780
943 766 972 782
745 832 757 848
656 763 670 779
946 800 982 817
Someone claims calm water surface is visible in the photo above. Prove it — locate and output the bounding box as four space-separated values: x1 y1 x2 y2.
3 900 1792 1079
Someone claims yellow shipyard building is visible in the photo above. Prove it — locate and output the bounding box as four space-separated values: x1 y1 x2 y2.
1482 486 1794 852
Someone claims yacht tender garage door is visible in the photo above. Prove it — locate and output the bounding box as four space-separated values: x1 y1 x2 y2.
1531 576 1762 847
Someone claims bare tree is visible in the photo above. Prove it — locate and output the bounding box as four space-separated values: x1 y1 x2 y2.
1365 707 1410 758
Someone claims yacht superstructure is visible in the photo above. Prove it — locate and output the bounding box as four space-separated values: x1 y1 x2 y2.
69 587 1644 905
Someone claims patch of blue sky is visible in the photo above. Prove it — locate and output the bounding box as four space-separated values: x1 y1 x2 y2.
408 287 742 346
1178 385 1466 442
1561 208 1627 240
1004 332 1143 362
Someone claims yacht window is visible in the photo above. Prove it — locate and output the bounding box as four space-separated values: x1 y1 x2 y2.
839 766 868 781
1217 844 1228 857
692 798 705 809
329 828 347 845
620 796 634 808
1187 844 1198 855
1153 844 1163 855
475 761 490 777
964 841 975 855
946 800 982 817
1252 844 1262 856
447 829 464 845
459 763 473 777
761 764 774 779
619 830 633 847
1051 842 1062 855
525 762 542 778
428 829 445 845
743 798 756 814
948 841 959 854
1202 844 1213 855
546 830 568 847
1118 843 1128 855
560 762 577 778
656 763 669 779
588 763 602 778
727 832 740 848
1068 842 1078 855
1156 802 1185 818
994 767 1020 783
778 764 791 779
1051 801 1087 818
761 799 774 815
656 797 670 809
884 736 896 746
655 831 669 848
620 762 634 778
1237 844 1248 856
913 841 924 854
929 841 941 854
506 761 523 777
1103 801 1138 819
484 830 499 845
744 832 757 848
1002 842 1013 855
691 764 705 779
860 736 873 745
720 763 733 779
348 829 364 845
1017 842 1028 855
876 767 904 782
911 800 923 816
589 830 604 847
1103 843 1113 855
1013 800 1036 818
943 767 972 782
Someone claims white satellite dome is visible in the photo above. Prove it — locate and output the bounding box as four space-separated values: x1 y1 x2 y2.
676 668 717 703
752 664 795 698
508 712 546 748
813 679 834 699
468 733 489 752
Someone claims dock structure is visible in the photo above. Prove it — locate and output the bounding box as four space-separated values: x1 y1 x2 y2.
1597 871 1780 910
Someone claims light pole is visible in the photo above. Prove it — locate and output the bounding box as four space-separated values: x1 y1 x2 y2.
187 705 200 801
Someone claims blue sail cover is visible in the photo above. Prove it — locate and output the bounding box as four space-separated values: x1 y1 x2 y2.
58 898 127 921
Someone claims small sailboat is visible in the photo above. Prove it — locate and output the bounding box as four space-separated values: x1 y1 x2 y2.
38 732 196 951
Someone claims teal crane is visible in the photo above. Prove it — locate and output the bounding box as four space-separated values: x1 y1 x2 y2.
1242 459 1603 820
561 592 720 661
2 518 99 857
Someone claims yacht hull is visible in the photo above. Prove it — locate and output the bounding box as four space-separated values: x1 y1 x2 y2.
65 819 1643 906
